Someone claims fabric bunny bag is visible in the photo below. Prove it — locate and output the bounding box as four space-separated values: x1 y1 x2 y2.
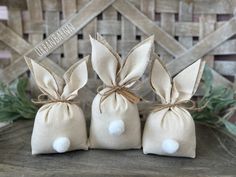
143 58 205 158
89 34 154 149
25 56 89 155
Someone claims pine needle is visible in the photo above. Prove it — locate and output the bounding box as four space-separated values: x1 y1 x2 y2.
192 65 236 137
0 78 38 122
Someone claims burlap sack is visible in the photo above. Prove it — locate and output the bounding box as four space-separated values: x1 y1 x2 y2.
25 56 88 155
143 58 205 158
89 34 154 149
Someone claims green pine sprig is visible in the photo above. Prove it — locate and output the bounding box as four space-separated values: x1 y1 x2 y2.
192 65 236 137
0 78 38 122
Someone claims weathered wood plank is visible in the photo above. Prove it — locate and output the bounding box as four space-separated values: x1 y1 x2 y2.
42 0 61 11
199 15 216 67
61 0 78 69
113 0 186 57
167 17 236 76
7 7 23 65
0 23 98 103
178 0 193 49
0 43 17 68
26 0 44 96
121 9 136 57
210 39 236 55
44 7 61 65
0 0 27 9
0 23 64 78
97 20 121 35
159 13 175 64
194 0 236 14
0 0 115 84
155 0 236 14
21 20 234 38
0 0 235 91
113 0 233 87
129 38 236 56
214 61 236 76
21 10 31 34
0 120 235 177
140 0 155 21
7 7 22 36
175 22 200 37
102 6 118 51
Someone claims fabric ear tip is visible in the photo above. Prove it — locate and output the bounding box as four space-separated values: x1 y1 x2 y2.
24 56 30 61
145 35 155 44
149 35 155 41
89 35 94 41
82 55 89 62
96 32 102 38
24 56 34 66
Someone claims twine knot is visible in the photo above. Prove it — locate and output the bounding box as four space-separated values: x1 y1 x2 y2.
97 83 140 113
151 100 208 112
31 94 79 105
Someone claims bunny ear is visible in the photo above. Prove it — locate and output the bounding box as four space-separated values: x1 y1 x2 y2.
96 33 121 61
119 35 154 86
90 35 120 86
151 58 172 103
193 60 205 94
24 56 60 99
172 59 204 101
61 56 88 100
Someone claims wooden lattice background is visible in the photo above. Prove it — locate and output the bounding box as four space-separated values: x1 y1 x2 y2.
0 0 236 118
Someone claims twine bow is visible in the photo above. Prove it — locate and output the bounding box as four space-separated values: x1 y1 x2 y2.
97 81 141 113
31 94 79 105
151 100 208 112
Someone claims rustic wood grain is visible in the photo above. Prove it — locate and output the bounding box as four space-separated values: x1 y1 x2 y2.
0 23 97 104
178 1 193 49
112 0 234 86
0 120 235 177
199 15 216 67
61 0 78 69
27 0 45 97
113 0 187 57
44 0 61 66
166 17 236 76
18 19 232 38
155 0 236 14
7 7 22 36
0 23 65 77
159 13 175 64
0 0 115 84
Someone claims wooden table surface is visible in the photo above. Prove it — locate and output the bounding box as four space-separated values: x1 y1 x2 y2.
0 120 236 177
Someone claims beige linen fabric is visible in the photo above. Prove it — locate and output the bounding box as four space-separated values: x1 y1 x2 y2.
143 58 205 158
89 34 154 149
25 56 89 155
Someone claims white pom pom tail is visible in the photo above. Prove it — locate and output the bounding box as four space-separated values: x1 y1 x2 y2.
108 120 125 136
53 137 70 153
161 139 179 154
